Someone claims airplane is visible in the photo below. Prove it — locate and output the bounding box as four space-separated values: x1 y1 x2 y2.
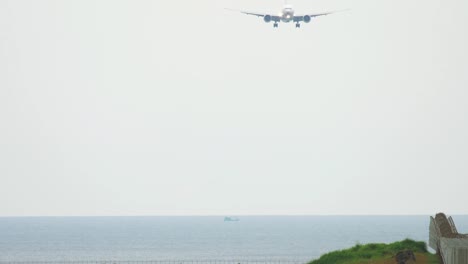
227 1 343 28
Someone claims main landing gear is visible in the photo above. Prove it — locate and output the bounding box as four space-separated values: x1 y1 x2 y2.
295 23 301 28
273 22 279 28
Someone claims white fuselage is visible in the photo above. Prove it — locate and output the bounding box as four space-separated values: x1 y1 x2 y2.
281 5 295 22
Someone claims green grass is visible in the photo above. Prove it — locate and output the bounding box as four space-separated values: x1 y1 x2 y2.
307 239 437 264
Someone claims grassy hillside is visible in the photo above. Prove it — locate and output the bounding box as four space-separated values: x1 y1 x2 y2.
308 239 440 264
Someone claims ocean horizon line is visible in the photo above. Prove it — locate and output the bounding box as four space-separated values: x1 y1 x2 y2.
1 213 466 218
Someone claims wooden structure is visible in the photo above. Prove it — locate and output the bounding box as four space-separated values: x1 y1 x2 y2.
429 213 468 264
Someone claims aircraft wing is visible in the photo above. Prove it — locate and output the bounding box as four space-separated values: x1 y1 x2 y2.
226 9 281 22
293 11 335 22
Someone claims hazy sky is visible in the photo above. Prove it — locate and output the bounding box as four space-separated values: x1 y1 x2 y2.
1 0 468 216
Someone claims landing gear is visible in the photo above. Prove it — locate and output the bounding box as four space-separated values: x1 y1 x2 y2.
295 23 301 28
273 23 278 28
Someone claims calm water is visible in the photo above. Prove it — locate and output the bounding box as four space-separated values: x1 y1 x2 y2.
1 216 467 262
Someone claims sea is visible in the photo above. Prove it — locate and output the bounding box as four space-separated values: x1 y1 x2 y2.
1 216 467 263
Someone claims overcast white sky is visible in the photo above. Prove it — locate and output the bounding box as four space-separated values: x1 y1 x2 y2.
1 0 467 216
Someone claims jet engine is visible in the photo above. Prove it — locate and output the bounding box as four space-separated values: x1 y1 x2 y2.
303 15 311 23
264 15 272 23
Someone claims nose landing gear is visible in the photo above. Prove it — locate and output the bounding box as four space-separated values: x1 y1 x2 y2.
295 23 301 28
273 23 279 28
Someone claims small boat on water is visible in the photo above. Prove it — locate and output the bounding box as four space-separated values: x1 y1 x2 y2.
224 217 240 222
